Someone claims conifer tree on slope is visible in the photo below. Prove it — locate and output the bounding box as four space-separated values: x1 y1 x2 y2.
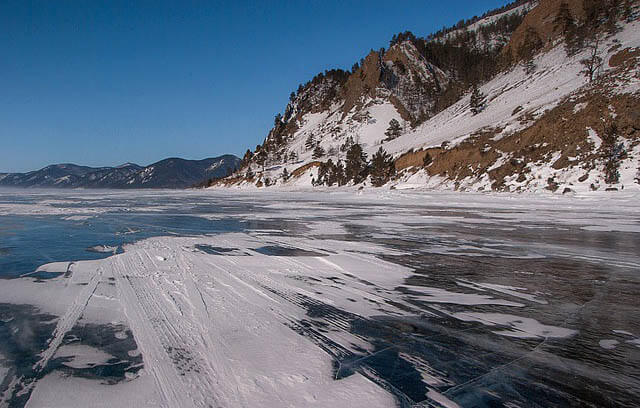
255 148 267 172
312 143 325 159
370 147 396 187
384 119 402 141
554 1 580 55
470 87 486 115
345 143 368 184
305 134 316 151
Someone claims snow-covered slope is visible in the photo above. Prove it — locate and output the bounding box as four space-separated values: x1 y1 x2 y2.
217 0 640 194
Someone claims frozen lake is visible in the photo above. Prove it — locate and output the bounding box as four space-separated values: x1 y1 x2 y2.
0 189 639 407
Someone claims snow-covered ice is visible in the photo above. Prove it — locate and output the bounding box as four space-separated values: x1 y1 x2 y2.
0 188 639 407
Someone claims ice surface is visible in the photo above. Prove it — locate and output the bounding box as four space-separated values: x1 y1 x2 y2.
87 245 119 254
402 285 525 307
599 340 619 350
452 312 577 339
0 189 638 407
54 344 115 369
457 280 548 304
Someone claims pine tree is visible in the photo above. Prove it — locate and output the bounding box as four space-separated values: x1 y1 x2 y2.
305 134 316 150
624 0 633 22
384 119 402 141
470 87 486 115
281 167 289 181
242 149 253 167
603 123 625 184
334 160 346 186
554 2 575 36
517 26 543 62
316 161 330 186
312 144 325 159
340 136 355 152
604 0 621 34
255 148 267 172
274 113 282 125
345 143 368 184
245 166 254 179
370 147 396 187
325 159 337 186
583 0 607 32
524 59 536 75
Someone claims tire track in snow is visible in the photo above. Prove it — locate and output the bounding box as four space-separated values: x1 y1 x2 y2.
113 252 204 408
34 266 101 372
113 245 250 408
13 265 103 406
173 243 251 408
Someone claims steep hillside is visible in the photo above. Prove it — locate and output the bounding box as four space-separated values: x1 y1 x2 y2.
216 0 639 194
0 155 240 189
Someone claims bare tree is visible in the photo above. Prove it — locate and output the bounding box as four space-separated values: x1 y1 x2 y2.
580 36 602 82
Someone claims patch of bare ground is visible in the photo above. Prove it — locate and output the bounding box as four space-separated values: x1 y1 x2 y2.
609 47 640 68
291 161 321 178
423 128 502 183
211 175 247 187
395 148 442 171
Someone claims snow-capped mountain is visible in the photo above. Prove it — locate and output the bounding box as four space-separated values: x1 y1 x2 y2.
0 155 240 189
220 0 640 193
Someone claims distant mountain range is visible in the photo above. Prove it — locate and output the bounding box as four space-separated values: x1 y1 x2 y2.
0 155 241 189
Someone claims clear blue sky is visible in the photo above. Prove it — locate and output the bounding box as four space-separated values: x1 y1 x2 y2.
1 0 511 172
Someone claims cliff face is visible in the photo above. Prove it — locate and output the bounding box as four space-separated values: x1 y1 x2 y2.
221 0 640 194
274 40 451 139
337 43 450 126
504 0 571 57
